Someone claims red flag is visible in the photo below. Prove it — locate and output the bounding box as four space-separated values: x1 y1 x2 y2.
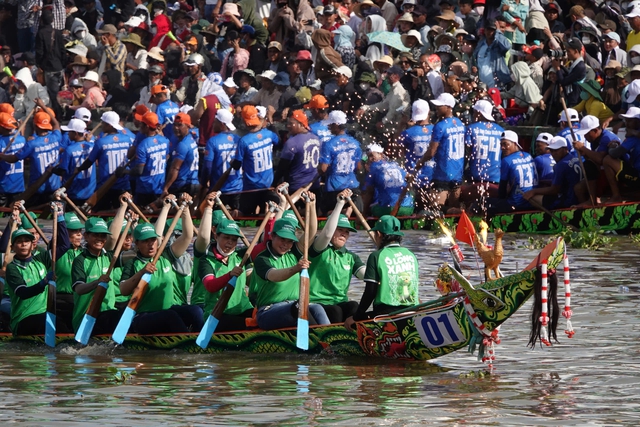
455 211 476 247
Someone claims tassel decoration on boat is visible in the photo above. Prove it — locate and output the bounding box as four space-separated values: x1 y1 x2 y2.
463 295 500 368
539 261 551 346
562 254 575 338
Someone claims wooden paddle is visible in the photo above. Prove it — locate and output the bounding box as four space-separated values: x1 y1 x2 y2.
195 203 276 349
214 194 250 247
560 97 595 208
346 196 378 247
112 202 188 344
198 167 233 215
277 183 306 229
390 176 413 217
75 215 133 344
18 162 59 202
296 193 311 351
3 108 34 154
17 201 50 245
83 157 134 212
516 189 579 232
45 202 58 348
125 197 151 223
56 188 88 221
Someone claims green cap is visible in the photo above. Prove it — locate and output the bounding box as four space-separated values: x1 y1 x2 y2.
212 210 225 227
11 228 35 244
164 218 183 234
19 212 38 229
282 210 300 228
134 223 160 241
272 219 299 242
65 212 84 230
216 218 244 237
371 215 404 236
337 214 357 232
85 217 112 234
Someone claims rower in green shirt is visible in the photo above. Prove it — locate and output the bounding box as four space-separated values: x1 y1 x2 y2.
308 189 365 323
192 209 226 308
55 211 85 331
344 215 420 331
108 210 138 311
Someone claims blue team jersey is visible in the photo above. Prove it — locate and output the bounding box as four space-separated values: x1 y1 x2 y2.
401 124 434 183
17 130 62 193
501 151 538 207
0 133 25 194
364 160 412 208
169 133 199 189
621 136 640 173
234 129 278 190
136 135 170 195
552 152 583 207
595 129 621 153
205 132 243 193
534 153 555 182
557 125 587 151
60 140 96 200
431 117 465 183
465 121 503 183
156 100 179 139
280 132 321 192
319 134 362 192
309 121 332 145
89 132 133 190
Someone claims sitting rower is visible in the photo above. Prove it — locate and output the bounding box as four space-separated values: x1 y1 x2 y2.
55 212 86 331
252 195 331 330
71 212 127 335
192 209 226 309
5 199 70 335
119 194 203 334
309 189 364 323
108 208 138 311
533 133 555 187
344 215 419 331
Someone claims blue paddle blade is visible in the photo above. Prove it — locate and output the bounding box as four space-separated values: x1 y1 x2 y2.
296 318 309 351
196 315 220 349
45 312 56 347
112 307 136 344
75 314 97 345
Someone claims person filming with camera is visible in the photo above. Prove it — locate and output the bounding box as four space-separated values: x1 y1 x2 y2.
553 37 587 107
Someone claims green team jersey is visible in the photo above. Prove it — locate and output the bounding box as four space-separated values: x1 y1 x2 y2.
2 245 46 298
120 248 178 313
198 251 253 317
56 247 82 294
252 243 303 308
308 243 364 305
112 251 135 304
71 248 118 331
190 252 205 306
5 251 52 332
171 253 192 306
364 244 419 307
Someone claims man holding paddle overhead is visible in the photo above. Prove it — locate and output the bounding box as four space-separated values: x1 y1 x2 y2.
0 112 26 207
119 194 203 334
54 118 96 206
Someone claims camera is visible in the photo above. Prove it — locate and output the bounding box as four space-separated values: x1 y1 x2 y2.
549 49 565 59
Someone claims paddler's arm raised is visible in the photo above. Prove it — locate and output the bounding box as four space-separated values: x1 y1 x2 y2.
154 194 175 237
106 192 131 251
313 189 348 252
170 193 194 258
195 194 215 253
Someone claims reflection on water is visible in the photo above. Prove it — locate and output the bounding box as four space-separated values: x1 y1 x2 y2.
1 231 640 425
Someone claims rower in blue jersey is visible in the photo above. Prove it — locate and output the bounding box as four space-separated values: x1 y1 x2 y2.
318 110 363 214
363 143 413 217
60 107 93 148
414 93 465 212
55 119 96 204
484 130 538 215
151 84 179 139
232 105 280 216
305 95 333 144
533 133 556 186
399 100 434 214
122 111 170 206
461 100 504 206
0 113 25 206
0 100 62 207
78 111 133 211
163 113 199 197
524 136 584 209
203 109 243 215
557 108 587 151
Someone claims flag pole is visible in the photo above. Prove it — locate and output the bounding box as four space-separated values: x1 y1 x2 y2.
468 231 484 283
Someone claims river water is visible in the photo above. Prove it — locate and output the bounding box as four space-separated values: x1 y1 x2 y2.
1 228 639 426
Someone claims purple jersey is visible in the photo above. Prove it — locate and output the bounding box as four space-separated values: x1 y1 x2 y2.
280 132 321 192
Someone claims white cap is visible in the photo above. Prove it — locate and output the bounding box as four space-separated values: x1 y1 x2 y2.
74 107 91 122
604 32 621 43
626 7 640 18
472 99 495 121
223 77 238 88
630 45 640 56
81 71 100 84
548 136 568 150
326 110 347 126
309 80 322 90
259 70 277 80
431 93 456 108
367 143 384 153
558 108 579 124
100 111 123 131
256 106 267 119
536 132 553 144
215 109 236 131
125 16 143 28
61 118 87 133
576 115 600 135
402 30 424 46
620 106 640 119
625 79 640 103
501 130 520 147
411 99 430 122
334 65 353 78
179 104 193 114
402 0 416 6
67 44 88 57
